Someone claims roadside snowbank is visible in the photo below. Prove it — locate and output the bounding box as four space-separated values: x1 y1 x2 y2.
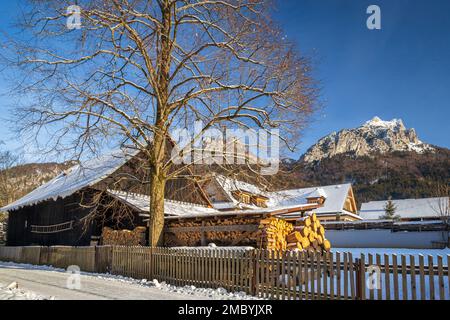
0 283 54 300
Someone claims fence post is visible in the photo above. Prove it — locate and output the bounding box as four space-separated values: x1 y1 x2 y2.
149 246 154 280
251 250 258 297
355 257 366 300
355 258 361 300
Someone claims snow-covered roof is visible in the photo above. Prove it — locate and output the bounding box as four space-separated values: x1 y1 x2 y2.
360 197 449 220
267 184 353 215
215 175 265 197
211 175 266 210
213 175 354 215
108 189 319 219
307 188 327 199
1 149 139 212
107 190 219 217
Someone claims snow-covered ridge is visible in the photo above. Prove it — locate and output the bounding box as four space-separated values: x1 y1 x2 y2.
302 117 435 163
363 116 404 130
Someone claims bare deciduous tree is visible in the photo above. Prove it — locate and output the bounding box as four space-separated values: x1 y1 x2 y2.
0 143 21 209
430 183 450 246
3 0 318 245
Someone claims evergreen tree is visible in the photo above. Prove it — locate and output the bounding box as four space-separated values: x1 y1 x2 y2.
379 197 401 220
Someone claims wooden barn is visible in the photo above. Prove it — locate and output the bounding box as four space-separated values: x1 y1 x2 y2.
2 149 211 246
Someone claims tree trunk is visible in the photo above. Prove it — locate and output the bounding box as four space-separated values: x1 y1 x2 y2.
148 0 171 247
148 168 166 247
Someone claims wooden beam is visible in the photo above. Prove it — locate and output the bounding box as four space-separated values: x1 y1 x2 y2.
165 224 259 234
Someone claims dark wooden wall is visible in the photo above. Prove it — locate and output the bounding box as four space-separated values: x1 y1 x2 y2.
6 193 95 246
5 150 211 246
6 190 148 247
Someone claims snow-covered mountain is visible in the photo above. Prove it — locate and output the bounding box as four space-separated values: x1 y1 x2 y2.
302 117 434 163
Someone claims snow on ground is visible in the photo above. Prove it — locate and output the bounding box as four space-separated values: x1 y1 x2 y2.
94 275 258 300
0 283 53 300
0 261 260 300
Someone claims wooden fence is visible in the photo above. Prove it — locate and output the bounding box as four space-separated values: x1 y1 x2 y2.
0 246 448 300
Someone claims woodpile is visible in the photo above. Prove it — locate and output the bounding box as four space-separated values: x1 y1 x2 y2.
258 218 294 250
164 217 261 247
101 226 146 246
258 214 331 252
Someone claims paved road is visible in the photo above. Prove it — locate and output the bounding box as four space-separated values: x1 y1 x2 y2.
0 263 202 300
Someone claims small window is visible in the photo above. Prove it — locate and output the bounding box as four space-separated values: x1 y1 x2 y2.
241 194 251 204
254 198 268 208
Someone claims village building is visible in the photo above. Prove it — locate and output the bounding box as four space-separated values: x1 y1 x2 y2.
1 149 361 247
203 175 360 221
1 149 210 246
359 197 449 221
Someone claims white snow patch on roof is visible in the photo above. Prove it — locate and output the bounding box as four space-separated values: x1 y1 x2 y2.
107 190 219 217
213 175 353 215
266 184 351 215
360 197 449 220
307 188 327 199
215 175 265 196
1 149 139 212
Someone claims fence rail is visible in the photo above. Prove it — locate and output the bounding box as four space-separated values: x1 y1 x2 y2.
0 246 448 300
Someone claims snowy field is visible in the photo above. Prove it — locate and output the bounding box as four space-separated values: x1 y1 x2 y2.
0 261 260 300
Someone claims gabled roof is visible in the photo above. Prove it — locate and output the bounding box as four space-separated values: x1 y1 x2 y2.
307 188 327 199
211 175 266 209
267 184 353 215
107 190 319 220
1 149 139 212
360 197 449 220
215 175 265 197
212 175 354 215
107 190 219 217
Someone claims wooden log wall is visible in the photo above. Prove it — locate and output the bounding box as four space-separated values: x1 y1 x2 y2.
164 216 266 247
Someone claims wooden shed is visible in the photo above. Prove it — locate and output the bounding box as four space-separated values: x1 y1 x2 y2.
2 149 210 246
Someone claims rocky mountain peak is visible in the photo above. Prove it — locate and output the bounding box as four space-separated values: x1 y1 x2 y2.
302 117 434 163
363 117 404 131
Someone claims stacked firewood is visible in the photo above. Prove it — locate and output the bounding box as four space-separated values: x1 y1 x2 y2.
290 213 331 251
258 217 294 250
165 217 261 246
101 226 147 246
258 214 331 252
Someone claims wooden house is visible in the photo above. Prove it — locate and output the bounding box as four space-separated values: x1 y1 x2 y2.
1 149 210 246
203 175 360 221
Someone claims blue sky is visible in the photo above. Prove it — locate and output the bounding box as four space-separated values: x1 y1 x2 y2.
0 0 449 161
273 0 450 157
